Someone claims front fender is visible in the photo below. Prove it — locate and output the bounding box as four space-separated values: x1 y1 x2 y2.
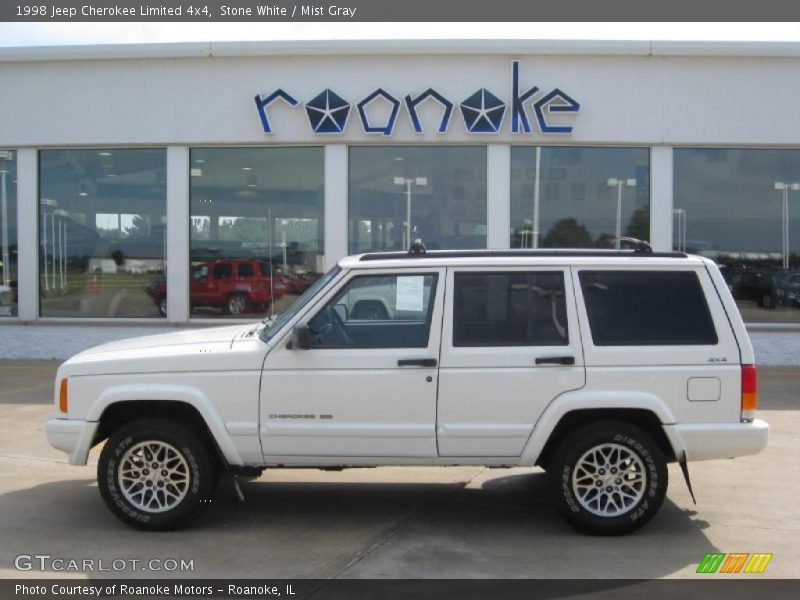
88 383 244 466
519 390 681 466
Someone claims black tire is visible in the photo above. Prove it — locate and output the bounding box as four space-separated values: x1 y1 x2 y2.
98 418 219 531
157 296 167 317
762 293 775 310
547 421 668 535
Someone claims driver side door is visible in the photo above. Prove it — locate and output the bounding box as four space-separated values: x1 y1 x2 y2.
260 268 445 459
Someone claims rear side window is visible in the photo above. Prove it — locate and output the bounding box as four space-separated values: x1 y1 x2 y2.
579 270 718 346
453 272 568 346
212 264 232 279
237 263 254 278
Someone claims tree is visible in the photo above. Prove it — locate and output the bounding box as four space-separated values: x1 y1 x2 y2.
625 205 650 242
542 218 593 248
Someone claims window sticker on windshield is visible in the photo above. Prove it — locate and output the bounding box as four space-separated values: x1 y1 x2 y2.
396 276 425 311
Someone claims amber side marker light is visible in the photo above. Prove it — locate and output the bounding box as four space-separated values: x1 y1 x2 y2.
741 364 758 421
59 378 68 413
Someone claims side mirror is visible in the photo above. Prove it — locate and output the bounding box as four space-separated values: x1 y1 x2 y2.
290 324 312 350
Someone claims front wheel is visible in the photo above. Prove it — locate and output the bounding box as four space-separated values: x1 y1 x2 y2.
547 421 668 535
98 418 219 531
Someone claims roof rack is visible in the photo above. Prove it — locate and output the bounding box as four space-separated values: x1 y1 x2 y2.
359 248 689 261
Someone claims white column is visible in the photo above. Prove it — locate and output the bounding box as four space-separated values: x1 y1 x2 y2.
166 146 190 323
650 146 674 252
16 149 38 322
486 144 511 250
324 144 348 269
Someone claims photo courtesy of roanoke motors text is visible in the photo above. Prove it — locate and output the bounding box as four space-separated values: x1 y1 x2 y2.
0 1 799 598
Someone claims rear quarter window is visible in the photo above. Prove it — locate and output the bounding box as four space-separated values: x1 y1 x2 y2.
579 270 718 346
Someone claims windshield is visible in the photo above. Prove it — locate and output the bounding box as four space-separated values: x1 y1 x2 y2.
259 266 342 342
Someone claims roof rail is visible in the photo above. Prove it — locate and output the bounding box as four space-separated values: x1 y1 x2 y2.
359 248 688 261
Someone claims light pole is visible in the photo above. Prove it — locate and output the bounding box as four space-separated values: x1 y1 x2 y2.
280 219 288 274
0 151 10 288
606 178 637 250
393 176 427 250
672 208 687 253
773 182 800 270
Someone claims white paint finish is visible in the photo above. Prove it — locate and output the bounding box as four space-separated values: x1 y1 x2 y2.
649 146 673 252
166 146 190 323
687 377 722 401
324 145 348 268
437 266 586 456
6 53 800 147
670 418 769 461
486 144 511 249
15 149 37 321
260 266 445 457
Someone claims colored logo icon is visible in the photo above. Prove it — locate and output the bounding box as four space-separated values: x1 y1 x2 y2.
696 552 773 574
460 88 506 133
305 89 351 134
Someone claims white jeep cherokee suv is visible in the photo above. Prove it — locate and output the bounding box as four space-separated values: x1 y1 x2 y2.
46 246 768 534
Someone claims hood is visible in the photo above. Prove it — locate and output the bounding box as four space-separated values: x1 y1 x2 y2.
62 324 266 376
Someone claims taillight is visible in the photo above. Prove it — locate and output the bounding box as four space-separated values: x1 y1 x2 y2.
59 378 68 413
741 364 758 421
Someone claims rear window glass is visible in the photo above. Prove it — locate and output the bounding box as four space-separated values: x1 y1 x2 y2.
238 263 254 278
579 270 718 346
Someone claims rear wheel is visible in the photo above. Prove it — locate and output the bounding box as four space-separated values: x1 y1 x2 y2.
226 293 249 315
762 293 775 309
98 418 219 531
547 421 667 535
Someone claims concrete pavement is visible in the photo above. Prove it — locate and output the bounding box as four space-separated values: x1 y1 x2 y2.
0 361 797 579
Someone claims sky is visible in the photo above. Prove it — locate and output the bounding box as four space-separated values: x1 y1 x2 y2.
0 22 800 46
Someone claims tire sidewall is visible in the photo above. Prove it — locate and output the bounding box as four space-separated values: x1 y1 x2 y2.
551 424 667 535
98 420 216 530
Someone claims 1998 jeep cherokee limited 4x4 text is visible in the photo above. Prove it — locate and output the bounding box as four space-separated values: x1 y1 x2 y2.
46 246 768 534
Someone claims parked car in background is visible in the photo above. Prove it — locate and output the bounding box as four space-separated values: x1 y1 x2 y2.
778 271 800 308
147 259 284 316
726 268 787 309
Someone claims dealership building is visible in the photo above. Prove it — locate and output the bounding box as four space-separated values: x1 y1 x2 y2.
1 39 800 337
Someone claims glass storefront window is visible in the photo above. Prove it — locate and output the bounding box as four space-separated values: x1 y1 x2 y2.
674 148 800 323
0 150 17 317
189 147 324 318
348 146 487 253
510 147 650 249
39 149 166 318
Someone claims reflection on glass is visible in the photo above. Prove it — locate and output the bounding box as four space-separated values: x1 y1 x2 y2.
189 147 324 319
39 149 166 318
349 146 487 253
674 148 800 323
0 151 17 317
510 147 650 249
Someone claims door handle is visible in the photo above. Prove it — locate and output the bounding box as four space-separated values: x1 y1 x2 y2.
398 358 438 367
535 356 575 366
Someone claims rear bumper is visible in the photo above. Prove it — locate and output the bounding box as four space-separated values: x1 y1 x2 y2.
665 418 769 462
45 414 99 466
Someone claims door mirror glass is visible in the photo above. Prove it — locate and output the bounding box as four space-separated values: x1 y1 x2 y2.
291 324 312 350
333 303 348 322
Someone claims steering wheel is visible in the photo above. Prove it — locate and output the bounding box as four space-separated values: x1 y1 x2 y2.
310 305 353 345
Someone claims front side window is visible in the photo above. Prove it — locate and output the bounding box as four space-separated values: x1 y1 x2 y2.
579 270 718 346
307 273 438 348
453 272 568 347
39 148 166 318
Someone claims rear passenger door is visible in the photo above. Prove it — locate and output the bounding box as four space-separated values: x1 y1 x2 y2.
437 267 586 457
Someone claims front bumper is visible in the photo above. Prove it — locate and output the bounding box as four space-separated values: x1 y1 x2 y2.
45 414 99 466
666 418 769 462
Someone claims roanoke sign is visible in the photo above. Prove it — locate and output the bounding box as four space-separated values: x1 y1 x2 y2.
254 61 580 136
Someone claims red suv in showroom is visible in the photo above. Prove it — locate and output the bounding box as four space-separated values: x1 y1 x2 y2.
147 259 288 316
